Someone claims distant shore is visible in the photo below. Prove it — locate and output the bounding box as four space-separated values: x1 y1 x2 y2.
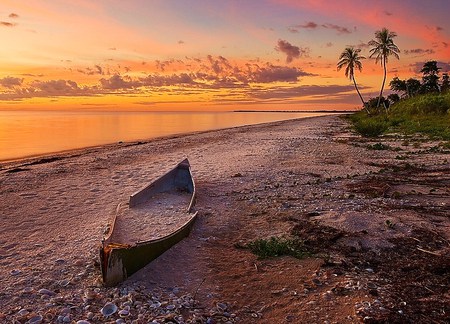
234 109 356 113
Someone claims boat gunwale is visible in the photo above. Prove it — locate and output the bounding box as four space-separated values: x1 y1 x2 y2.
102 158 195 247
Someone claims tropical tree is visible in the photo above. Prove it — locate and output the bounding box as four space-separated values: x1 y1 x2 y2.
442 73 450 93
369 28 400 108
389 77 407 97
337 47 367 111
420 60 441 93
387 93 400 105
406 78 421 97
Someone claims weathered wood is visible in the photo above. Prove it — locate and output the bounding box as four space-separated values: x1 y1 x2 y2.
100 158 197 286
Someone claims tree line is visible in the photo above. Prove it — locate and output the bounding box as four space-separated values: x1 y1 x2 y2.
337 27 449 114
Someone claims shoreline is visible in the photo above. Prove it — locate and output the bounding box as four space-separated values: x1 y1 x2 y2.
0 114 329 167
1 115 448 323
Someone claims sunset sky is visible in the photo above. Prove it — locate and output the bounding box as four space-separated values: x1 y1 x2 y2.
0 0 449 111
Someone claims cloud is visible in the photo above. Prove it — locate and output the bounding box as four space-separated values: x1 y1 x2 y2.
404 48 435 56
0 76 23 88
288 22 318 32
207 55 232 74
0 54 318 101
99 74 138 90
94 65 103 75
276 39 308 63
31 79 83 95
77 65 106 75
0 21 17 27
322 23 351 34
248 65 312 83
249 84 368 100
288 21 351 34
9 13 19 18
140 73 198 87
0 79 96 100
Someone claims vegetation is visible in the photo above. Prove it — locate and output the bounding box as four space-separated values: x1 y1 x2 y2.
348 113 390 137
337 47 366 109
244 236 310 259
368 28 400 108
337 28 449 140
347 92 450 140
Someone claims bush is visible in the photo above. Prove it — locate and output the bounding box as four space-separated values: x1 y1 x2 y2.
367 143 391 150
392 93 450 115
346 93 450 140
245 236 309 259
353 118 389 137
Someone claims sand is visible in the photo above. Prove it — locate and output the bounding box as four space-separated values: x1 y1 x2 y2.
110 190 194 244
0 115 448 323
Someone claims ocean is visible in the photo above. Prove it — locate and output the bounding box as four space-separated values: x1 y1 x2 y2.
0 110 332 161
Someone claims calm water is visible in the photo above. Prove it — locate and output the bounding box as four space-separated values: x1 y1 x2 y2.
0 110 329 161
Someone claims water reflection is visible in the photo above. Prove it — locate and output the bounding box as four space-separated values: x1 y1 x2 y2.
0 110 328 161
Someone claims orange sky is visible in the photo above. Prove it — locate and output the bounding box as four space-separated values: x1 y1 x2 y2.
0 0 449 111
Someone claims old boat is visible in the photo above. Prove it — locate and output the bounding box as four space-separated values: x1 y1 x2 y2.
100 158 197 286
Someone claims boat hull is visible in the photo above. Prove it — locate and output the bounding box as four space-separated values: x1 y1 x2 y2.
100 158 197 286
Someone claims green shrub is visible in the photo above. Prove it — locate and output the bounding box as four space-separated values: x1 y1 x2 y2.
347 93 450 140
245 236 309 259
391 93 450 115
367 143 390 150
354 118 389 137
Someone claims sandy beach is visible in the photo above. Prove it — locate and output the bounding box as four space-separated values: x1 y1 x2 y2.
0 115 449 323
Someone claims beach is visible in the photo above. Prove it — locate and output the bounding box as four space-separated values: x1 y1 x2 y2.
0 115 448 323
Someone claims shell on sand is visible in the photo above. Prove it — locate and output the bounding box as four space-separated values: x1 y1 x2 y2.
100 302 118 317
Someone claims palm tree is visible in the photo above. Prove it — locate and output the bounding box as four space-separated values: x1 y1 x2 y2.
337 47 366 111
369 28 400 108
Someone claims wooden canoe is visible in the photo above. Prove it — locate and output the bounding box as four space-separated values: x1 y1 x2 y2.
100 158 197 286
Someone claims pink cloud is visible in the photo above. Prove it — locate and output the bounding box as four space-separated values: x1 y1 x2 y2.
274 0 447 55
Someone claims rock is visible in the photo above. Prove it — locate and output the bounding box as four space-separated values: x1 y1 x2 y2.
216 302 227 311
28 315 43 323
38 288 56 296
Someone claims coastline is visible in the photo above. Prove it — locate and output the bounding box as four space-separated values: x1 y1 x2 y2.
0 115 448 323
0 111 332 168
0 114 327 167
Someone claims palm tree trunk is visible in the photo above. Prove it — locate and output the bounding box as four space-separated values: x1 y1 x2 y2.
377 57 387 108
352 76 368 113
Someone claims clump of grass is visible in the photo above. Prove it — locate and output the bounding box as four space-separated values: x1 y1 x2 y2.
385 219 396 229
354 118 389 137
367 142 391 150
245 236 310 259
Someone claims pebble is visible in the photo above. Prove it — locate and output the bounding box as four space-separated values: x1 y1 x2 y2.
38 288 55 296
28 315 43 323
217 302 228 311
23 287 34 293
18 309 29 316
10 269 22 276
5 276 233 323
